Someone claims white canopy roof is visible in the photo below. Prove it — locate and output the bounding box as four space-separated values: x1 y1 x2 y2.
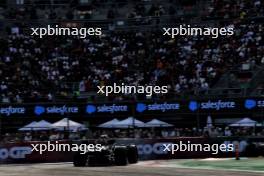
114 117 145 128
19 120 52 131
51 118 86 131
144 119 173 127
19 121 37 131
98 118 120 128
229 118 258 127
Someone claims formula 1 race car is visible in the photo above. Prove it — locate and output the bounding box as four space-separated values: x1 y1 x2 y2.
73 137 138 167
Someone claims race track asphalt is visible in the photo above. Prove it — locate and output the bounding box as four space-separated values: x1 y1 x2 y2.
0 161 263 176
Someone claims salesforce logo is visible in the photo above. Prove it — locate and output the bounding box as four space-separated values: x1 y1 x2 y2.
200 100 236 110
34 106 45 115
188 100 236 111
136 103 147 113
86 105 96 114
244 99 257 109
34 105 78 115
0 106 26 116
189 101 198 112
136 102 180 113
86 104 128 114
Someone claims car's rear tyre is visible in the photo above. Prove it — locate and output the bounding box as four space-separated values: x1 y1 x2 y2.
114 146 127 166
127 145 138 164
73 152 88 167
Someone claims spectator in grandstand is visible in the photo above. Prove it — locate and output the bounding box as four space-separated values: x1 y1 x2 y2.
224 127 232 137
49 131 60 141
69 132 80 140
39 131 49 141
24 132 32 141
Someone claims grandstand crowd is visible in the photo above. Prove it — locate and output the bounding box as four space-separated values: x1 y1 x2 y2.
1 22 263 103
0 0 263 103
1 0 263 21
207 0 264 19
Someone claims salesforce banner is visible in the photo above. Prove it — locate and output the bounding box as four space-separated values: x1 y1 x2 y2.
0 98 264 117
86 104 131 115
0 141 73 164
34 105 79 116
136 102 180 113
0 106 26 117
188 100 236 112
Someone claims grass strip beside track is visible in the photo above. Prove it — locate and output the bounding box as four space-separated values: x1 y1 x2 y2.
168 158 264 172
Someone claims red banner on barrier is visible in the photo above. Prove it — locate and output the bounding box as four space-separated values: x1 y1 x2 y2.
0 141 73 164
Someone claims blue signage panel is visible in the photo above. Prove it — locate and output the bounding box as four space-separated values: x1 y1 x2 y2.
136 102 180 113
86 104 129 114
244 99 264 110
188 100 236 112
1 98 264 118
34 105 79 116
0 106 26 116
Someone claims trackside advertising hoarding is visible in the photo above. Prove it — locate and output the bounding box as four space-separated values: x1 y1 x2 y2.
0 98 264 118
0 137 263 164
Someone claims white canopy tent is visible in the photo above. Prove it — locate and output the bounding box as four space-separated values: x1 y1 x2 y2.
33 120 52 130
19 120 52 131
144 119 173 127
98 118 120 128
51 118 86 131
18 121 37 131
229 118 258 127
114 117 145 128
